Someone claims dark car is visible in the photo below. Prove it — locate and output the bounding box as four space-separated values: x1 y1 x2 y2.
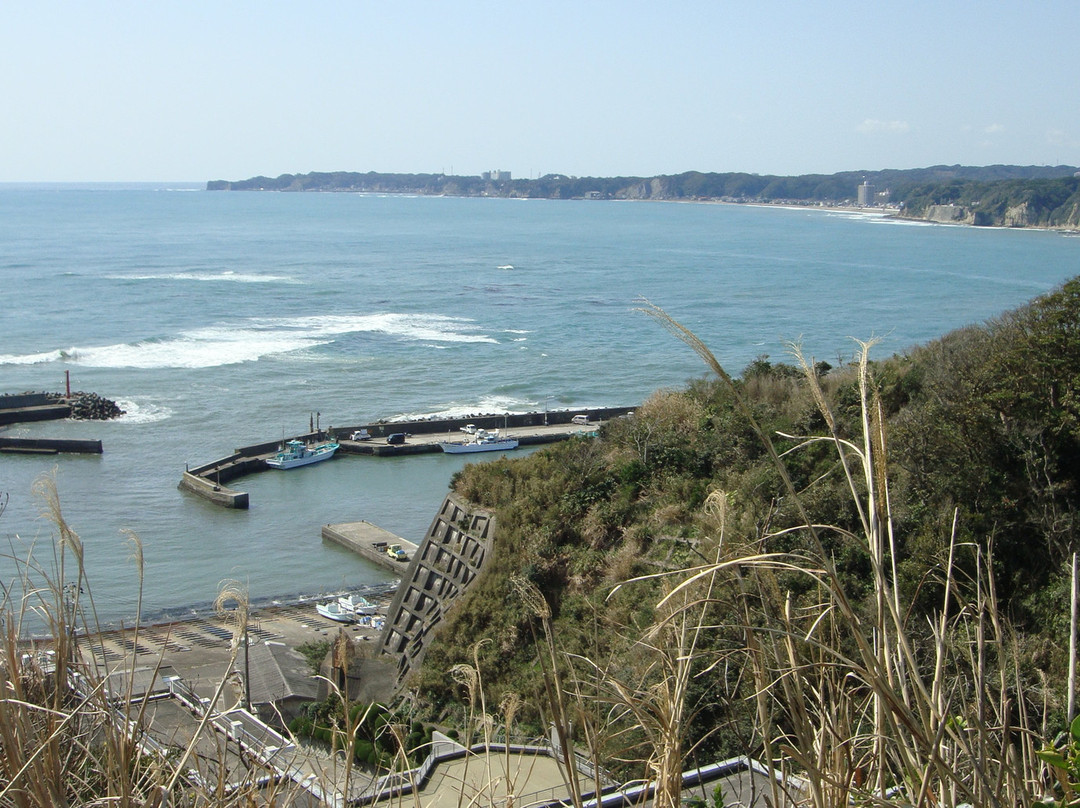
386 432 407 445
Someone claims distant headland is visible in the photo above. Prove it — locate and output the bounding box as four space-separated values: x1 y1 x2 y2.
208 164 1080 229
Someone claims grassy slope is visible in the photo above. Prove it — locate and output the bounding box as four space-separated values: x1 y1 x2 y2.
413 277 1080 768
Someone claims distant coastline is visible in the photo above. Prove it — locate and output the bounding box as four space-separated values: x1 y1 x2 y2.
207 165 1080 230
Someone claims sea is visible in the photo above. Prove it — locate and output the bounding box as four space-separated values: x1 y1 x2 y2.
2 183 1078 628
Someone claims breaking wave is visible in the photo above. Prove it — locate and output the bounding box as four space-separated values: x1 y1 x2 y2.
114 398 173 424
0 313 497 369
108 270 303 284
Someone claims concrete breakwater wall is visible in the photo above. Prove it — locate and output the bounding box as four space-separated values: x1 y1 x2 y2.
180 430 331 509
0 392 58 409
331 405 635 441
0 436 103 455
178 472 250 509
0 401 71 425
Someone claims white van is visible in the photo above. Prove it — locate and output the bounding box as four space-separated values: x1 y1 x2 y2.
571 414 590 425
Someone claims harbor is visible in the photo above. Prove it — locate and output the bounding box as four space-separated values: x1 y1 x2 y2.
179 406 634 508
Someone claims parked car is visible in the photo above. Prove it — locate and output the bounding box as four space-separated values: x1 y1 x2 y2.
386 432 407 445
572 414 590 425
350 429 371 441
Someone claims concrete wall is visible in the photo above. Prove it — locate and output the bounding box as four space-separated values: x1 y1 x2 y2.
0 436 101 454
178 472 250 509
333 406 635 441
0 404 71 425
0 392 57 409
377 493 495 687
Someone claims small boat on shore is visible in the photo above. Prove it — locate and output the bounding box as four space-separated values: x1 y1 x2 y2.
338 594 378 615
266 439 339 469
439 429 519 454
316 601 356 623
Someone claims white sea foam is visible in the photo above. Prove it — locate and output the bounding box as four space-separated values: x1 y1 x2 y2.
0 313 496 369
110 270 302 284
0 347 77 365
497 264 515 270
114 398 173 424
397 396 532 422
868 217 937 227
276 313 497 345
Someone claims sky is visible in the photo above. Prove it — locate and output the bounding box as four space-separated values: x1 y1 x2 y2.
2 1 1079 182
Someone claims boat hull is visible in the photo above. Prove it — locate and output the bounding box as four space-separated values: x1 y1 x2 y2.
266 441 339 469
316 602 356 623
439 439 519 454
338 595 378 615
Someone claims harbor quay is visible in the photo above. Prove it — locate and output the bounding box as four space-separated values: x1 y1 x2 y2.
179 406 635 509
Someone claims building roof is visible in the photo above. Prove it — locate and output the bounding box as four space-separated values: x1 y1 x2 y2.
241 640 319 706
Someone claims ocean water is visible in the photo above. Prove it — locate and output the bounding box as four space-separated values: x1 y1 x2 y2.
2 186 1078 626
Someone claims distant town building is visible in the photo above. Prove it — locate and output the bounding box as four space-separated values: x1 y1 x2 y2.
857 181 875 206
482 169 511 181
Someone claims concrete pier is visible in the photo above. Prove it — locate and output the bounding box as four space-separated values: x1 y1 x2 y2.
321 521 418 572
178 471 250 509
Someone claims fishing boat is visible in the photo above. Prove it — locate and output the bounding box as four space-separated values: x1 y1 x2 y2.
316 600 356 623
439 428 519 454
338 594 378 615
265 439 339 469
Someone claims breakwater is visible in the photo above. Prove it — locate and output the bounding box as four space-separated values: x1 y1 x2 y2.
0 436 102 455
180 407 635 508
0 392 71 425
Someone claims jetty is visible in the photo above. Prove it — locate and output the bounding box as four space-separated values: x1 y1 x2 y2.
322 521 418 572
0 389 114 454
179 406 635 509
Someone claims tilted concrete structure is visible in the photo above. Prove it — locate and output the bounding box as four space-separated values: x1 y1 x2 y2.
377 493 494 688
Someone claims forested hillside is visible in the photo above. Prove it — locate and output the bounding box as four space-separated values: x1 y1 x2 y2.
897 175 1080 227
208 165 1080 219
412 279 1080 796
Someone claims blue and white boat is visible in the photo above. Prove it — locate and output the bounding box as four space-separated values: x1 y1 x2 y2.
266 439 339 469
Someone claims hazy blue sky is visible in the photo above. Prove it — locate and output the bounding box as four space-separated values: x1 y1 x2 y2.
3 1 1078 182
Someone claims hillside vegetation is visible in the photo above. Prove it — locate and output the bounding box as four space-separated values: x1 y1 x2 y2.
898 176 1080 227
413 279 1080 799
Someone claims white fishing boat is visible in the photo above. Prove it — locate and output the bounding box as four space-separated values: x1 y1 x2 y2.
266 439 339 469
338 594 378 615
316 601 356 623
439 428 519 454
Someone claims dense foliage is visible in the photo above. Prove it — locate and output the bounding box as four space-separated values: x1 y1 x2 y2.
899 176 1080 226
413 278 1080 770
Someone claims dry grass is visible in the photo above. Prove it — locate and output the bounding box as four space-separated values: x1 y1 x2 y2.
0 477 312 807
620 302 1055 806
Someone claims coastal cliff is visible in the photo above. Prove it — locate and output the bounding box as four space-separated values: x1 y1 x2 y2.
899 175 1080 228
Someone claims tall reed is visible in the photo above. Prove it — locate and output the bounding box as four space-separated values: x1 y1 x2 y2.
0 478 309 806
622 303 1052 806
